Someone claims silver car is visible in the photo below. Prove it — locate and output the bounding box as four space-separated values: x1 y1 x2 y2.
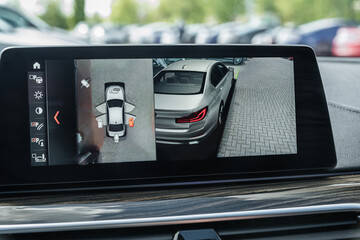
154 59 235 144
106 85 126 142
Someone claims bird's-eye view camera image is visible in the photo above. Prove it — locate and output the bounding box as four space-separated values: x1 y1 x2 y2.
76 59 156 165
153 57 297 161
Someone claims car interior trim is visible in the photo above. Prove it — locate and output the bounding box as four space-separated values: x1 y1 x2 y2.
1 203 360 234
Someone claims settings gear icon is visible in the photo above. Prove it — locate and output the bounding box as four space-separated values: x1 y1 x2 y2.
34 90 43 100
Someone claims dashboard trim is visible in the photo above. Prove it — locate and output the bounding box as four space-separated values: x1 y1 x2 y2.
1 204 360 234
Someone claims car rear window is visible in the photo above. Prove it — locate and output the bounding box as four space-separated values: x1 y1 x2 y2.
154 71 205 94
109 124 124 132
107 99 123 108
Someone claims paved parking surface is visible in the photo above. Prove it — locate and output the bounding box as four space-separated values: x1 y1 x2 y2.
218 58 297 157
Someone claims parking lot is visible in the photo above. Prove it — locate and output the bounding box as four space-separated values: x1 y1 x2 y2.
218 58 297 157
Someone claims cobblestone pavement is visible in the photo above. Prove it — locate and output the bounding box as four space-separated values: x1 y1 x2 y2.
218 58 297 157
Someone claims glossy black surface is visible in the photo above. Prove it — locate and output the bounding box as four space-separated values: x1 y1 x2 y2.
0 174 360 226
0 45 336 188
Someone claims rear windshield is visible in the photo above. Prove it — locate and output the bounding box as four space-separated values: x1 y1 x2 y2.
107 99 123 108
154 71 205 94
109 124 124 132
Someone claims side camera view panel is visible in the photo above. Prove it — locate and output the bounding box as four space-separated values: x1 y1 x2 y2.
153 57 297 160
76 59 156 164
218 57 297 157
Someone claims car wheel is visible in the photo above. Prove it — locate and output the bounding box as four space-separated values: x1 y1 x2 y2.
218 102 225 126
233 57 243 65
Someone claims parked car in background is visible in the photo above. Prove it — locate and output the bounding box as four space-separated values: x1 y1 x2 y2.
89 23 140 44
160 23 210 44
332 26 360 57
0 6 85 50
206 57 245 65
217 24 268 44
71 21 94 43
276 18 357 56
129 22 173 44
180 24 209 43
251 26 286 44
160 26 182 44
90 23 122 44
154 60 234 144
0 5 49 30
195 22 238 44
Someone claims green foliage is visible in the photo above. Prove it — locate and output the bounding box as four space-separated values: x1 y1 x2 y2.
87 13 104 24
256 0 360 24
39 0 68 29
205 0 245 22
110 0 138 24
145 0 245 23
69 0 86 28
5 0 21 10
38 0 360 29
151 0 206 23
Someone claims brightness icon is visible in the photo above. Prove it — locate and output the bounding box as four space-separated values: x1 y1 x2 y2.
34 90 43 100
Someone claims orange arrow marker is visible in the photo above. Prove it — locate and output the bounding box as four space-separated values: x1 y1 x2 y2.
54 111 60 124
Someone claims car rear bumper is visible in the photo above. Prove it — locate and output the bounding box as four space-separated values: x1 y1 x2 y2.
155 116 217 144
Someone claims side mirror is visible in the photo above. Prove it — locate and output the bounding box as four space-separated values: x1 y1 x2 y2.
229 67 234 72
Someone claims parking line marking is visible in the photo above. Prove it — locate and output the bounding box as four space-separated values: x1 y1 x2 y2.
235 66 241 80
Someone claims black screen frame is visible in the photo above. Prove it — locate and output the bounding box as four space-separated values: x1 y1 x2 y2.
0 45 336 188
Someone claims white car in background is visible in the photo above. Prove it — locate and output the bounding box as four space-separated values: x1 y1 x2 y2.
154 59 235 144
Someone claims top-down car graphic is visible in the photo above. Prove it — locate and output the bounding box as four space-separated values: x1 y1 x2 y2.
154 59 235 144
106 85 126 141
95 83 136 143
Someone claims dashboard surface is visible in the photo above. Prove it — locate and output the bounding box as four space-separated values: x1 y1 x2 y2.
0 58 359 236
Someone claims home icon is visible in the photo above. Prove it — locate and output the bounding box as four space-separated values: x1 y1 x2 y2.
33 62 41 69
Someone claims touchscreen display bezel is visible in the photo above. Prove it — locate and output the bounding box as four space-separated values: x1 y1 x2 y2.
0 45 336 187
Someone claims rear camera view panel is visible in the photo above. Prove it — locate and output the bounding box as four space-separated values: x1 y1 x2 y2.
153 57 297 161
76 59 157 165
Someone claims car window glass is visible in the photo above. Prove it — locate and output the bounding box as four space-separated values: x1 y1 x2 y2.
218 64 229 76
0 8 32 28
154 71 205 94
0 18 13 32
109 124 124 132
107 99 123 108
211 65 223 87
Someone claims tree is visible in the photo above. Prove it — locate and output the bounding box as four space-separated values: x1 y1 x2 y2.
205 0 245 23
110 0 138 24
39 0 68 29
88 13 103 24
70 0 86 28
152 0 206 23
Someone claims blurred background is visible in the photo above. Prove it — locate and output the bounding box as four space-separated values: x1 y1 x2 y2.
1 0 360 56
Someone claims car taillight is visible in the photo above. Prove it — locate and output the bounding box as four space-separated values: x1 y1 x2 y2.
176 107 208 123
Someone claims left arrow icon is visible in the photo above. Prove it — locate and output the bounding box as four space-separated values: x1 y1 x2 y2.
54 111 60 124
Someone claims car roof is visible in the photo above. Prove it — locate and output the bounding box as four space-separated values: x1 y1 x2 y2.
163 59 217 72
298 18 349 34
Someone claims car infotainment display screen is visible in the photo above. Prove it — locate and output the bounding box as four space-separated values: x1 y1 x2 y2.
27 57 296 166
0 45 336 187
